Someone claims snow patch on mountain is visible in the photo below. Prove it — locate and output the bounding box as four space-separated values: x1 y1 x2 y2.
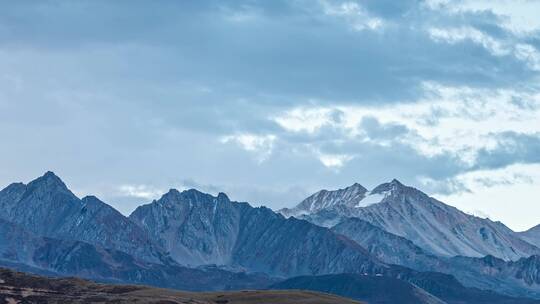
356 191 387 208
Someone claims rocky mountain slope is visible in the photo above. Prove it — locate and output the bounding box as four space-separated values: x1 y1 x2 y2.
283 180 540 260
129 188 384 277
447 254 540 298
0 218 273 291
331 217 540 298
332 217 439 268
0 172 166 264
520 225 540 248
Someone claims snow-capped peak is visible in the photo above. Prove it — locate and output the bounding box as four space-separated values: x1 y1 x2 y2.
279 183 368 217
352 179 406 208
280 179 410 218
371 179 404 194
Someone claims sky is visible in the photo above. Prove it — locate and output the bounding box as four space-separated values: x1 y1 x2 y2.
1 0 539 231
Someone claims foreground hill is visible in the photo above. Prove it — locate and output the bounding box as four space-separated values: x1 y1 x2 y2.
0 268 362 304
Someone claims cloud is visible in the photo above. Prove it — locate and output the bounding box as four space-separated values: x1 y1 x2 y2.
359 116 409 141
270 81 540 166
116 185 165 200
1 0 540 230
220 133 277 162
428 26 540 71
474 131 540 169
273 107 345 134
321 1 385 31
318 153 354 169
514 44 540 71
433 163 540 230
441 0 540 33
428 26 508 56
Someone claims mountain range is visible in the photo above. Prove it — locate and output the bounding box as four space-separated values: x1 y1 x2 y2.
280 180 540 298
129 188 382 277
281 179 539 261
1 172 539 303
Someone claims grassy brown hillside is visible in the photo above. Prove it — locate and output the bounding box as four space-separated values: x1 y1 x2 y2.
0 268 362 304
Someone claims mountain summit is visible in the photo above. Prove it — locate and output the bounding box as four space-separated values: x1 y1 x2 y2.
281 180 540 261
0 171 166 264
280 183 368 218
280 179 408 219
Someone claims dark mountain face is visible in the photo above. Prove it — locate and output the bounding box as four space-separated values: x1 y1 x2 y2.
0 172 166 264
0 217 274 291
332 217 434 267
130 188 384 277
230 205 381 276
513 255 540 285
130 189 242 266
0 182 26 212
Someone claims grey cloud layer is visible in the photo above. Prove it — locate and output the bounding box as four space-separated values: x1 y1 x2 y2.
0 0 539 215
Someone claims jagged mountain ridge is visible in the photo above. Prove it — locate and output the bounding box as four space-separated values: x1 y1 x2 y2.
282 180 540 261
129 188 384 277
0 172 385 279
0 172 166 264
280 183 368 218
129 189 241 266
